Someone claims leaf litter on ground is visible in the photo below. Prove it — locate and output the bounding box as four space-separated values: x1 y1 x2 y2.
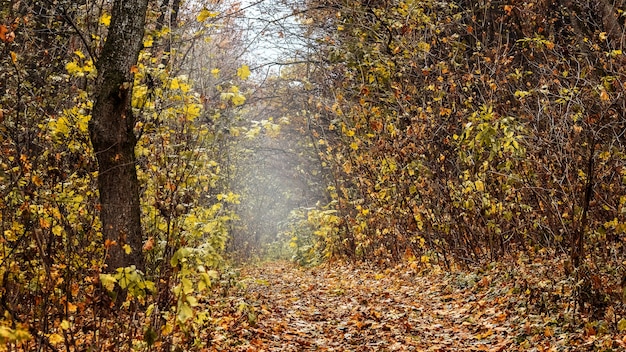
210 257 626 351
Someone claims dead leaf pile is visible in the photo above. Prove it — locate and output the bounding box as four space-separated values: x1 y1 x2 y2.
211 260 626 351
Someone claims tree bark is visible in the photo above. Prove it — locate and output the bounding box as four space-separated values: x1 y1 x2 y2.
90 0 148 271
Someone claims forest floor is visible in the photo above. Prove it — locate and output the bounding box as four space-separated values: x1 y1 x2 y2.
208 259 626 351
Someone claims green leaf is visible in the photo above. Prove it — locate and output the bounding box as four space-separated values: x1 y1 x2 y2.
182 277 194 295
170 247 190 267
177 303 193 323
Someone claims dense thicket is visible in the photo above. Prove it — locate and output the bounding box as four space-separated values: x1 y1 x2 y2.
0 0 248 349
289 0 626 308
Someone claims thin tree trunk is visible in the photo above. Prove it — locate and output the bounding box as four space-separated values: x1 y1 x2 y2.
90 0 149 271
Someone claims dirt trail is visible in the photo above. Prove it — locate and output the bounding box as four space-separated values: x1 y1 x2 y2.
238 261 514 351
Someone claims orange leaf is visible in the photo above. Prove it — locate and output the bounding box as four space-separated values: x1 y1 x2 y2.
39 218 51 229
104 239 117 248
142 237 155 251
32 175 43 187
544 325 554 337
130 65 139 74
600 89 610 102
369 120 383 132
0 25 7 42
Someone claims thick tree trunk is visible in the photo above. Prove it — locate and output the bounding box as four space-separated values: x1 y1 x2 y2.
90 0 149 271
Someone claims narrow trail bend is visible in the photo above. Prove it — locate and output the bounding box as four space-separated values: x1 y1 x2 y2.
237 261 515 352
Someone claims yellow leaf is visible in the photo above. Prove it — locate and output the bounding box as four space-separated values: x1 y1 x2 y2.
170 78 180 90
232 93 246 106
60 320 70 330
161 323 173 336
77 113 90 133
211 68 220 78
237 65 251 80
178 81 191 93
123 244 132 254
82 59 96 77
100 13 111 26
185 103 202 120
197 8 219 22
350 142 358 150
618 318 626 331
417 41 431 53
99 273 117 292
177 303 193 322
10 51 17 64
65 61 82 75
475 180 485 192
48 333 64 344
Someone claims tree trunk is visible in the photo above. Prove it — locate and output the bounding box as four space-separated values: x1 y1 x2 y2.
90 0 149 271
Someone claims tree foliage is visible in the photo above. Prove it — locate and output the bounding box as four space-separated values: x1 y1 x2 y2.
291 0 626 312
0 0 252 349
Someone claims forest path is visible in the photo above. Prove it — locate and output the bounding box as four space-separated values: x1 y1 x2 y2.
237 261 514 351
